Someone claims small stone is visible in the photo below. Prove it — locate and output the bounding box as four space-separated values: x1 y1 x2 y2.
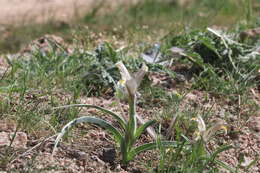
241 156 253 167
69 150 87 161
100 147 116 164
186 93 197 101
248 116 260 132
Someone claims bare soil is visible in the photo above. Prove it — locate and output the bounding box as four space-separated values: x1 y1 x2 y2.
0 0 139 25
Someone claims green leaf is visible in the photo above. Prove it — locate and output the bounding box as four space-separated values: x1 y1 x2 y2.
120 139 128 165
245 157 259 171
128 141 177 161
214 159 236 173
186 52 205 68
52 116 123 154
134 120 156 142
210 145 233 161
54 104 127 129
200 37 221 59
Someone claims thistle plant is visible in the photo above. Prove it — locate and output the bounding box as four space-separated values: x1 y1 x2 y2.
52 61 175 165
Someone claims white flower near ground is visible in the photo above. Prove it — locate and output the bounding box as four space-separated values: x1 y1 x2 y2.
115 61 148 98
192 115 227 142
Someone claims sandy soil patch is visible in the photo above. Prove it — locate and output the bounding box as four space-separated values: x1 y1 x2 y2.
0 0 138 25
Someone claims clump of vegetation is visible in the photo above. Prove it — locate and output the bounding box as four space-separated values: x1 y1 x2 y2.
82 42 121 95
165 27 259 94
154 115 232 173
52 61 176 166
52 61 234 172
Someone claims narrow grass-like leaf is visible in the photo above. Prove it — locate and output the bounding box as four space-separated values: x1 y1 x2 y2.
54 104 127 129
245 157 259 171
203 145 233 170
134 120 156 142
210 145 233 161
214 159 236 173
52 116 123 155
128 141 177 161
